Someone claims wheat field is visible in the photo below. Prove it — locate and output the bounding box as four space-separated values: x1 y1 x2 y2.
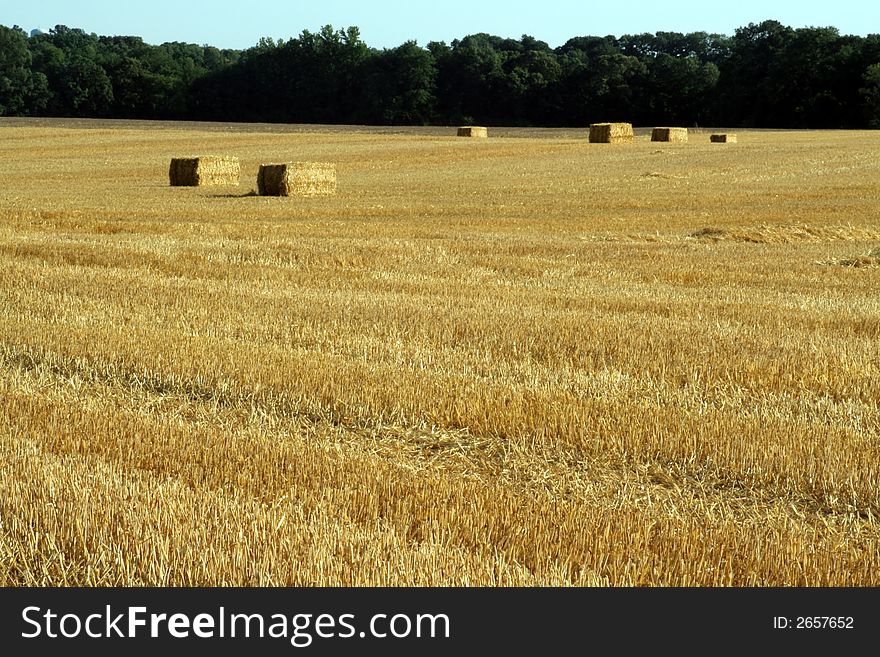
0 119 878 586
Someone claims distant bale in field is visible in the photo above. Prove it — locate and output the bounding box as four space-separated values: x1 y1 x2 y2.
651 127 688 143
457 126 488 138
257 162 337 197
710 133 737 143
589 123 634 143
169 156 240 186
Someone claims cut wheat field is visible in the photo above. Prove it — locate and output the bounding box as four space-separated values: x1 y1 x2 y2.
0 118 878 586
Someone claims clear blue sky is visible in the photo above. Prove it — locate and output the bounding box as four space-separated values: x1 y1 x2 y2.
3 1 877 50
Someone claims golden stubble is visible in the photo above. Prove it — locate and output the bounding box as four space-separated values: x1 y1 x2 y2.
0 120 878 585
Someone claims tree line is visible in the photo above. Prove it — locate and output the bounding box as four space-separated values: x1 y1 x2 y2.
2 20 880 128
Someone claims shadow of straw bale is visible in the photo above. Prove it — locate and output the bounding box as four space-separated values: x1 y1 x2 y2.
207 189 259 198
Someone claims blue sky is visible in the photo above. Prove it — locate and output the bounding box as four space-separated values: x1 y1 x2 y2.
3 1 877 50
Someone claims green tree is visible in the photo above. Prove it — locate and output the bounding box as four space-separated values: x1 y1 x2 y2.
2 19 877 128
361 41 437 124
499 37 562 124
441 34 506 123
647 54 719 125
296 25 371 122
98 36 173 118
58 54 114 115
0 25 49 115
768 27 849 127
861 63 880 127
30 26 113 116
716 20 795 126
556 38 647 126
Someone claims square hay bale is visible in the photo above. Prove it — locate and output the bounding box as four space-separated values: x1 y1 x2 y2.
169 156 240 186
710 133 737 143
457 126 488 138
651 127 689 143
257 162 337 197
589 123 634 143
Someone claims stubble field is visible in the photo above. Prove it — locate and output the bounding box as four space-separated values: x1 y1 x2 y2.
0 118 878 585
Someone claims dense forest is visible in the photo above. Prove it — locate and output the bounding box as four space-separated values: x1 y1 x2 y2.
2 20 880 128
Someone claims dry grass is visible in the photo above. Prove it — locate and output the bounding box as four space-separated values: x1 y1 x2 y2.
824 246 880 268
0 119 879 586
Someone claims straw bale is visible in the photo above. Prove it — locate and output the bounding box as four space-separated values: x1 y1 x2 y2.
257 162 337 197
710 134 737 143
651 127 689 143
457 126 488 138
169 156 240 186
589 123 634 143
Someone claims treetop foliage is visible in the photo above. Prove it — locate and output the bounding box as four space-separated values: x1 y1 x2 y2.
1 21 879 127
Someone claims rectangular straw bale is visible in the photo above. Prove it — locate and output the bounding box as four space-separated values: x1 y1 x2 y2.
169 156 240 186
257 162 337 197
651 127 689 143
589 123 634 143
457 126 488 138
710 133 737 143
